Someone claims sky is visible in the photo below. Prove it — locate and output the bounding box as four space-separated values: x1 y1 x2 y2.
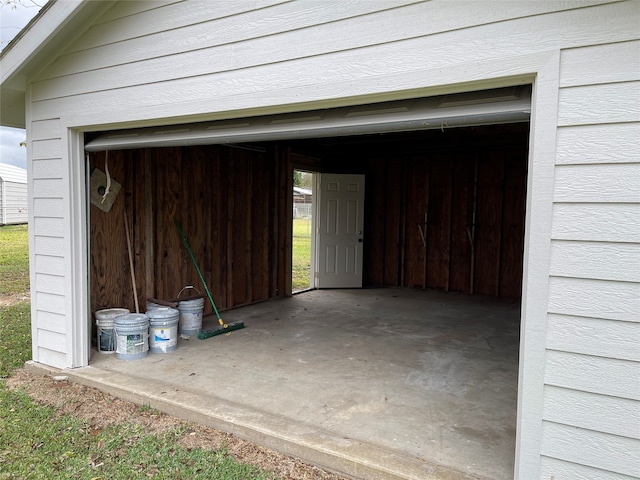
0 0 49 170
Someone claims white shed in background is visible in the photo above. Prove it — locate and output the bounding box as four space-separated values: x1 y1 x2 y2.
0 163 28 225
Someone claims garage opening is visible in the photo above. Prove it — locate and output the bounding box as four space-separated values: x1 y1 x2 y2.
84 85 530 478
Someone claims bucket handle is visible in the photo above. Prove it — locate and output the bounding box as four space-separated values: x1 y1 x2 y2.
177 285 202 298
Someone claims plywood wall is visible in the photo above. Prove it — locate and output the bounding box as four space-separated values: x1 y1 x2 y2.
357 139 528 297
89 144 288 315
321 125 529 297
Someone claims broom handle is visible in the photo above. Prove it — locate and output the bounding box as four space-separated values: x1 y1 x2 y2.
175 220 222 321
124 209 139 313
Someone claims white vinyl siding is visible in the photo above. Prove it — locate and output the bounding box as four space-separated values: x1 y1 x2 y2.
556 123 640 164
553 163 640 203
550 241 640 283
557 82 640 125
544 37 640 478
29 2 638 123
544 385 640 438
12 0 639 478
33 1 621 92
546 315 640 362
541 422 640 477
552 203 640 243
540 457 638 480
545 351 639 401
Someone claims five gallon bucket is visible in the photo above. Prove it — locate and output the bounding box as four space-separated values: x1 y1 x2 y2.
114 313 150 360
148 307 179 353
95 308 130 354
178 297 205 335
146 301 163 311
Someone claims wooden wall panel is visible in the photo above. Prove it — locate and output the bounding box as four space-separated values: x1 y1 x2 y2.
363 157 388 285
89 144 281 319
177 145 218 313
382 159 403 285
500 149 528 297
404 156 429 288
251 153 270 302
127 148 147 312
329 125 527 297
90 151 131 312
215 150 229 308
194 146 215 307
426 154 453 291
155 147 187 305
474 151 505 296
448 154 475 294
228 150 247 306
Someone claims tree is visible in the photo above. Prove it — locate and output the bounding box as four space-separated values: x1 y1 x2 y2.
1 0 44 8
299 172 312 188
293 170 302 187
1 0 47 50
293 171 314 189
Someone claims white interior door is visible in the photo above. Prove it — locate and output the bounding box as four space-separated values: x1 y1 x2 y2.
315 173 365 288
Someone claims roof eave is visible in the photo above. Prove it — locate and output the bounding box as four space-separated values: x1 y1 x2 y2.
0 0 114 128
0 83 26 128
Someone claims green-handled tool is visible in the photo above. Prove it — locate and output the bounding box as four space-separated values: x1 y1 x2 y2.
175 220 245 339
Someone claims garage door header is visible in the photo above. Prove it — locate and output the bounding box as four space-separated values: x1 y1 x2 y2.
85 85 531 152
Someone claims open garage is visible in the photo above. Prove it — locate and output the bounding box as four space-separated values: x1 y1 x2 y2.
80 88 529 479
85 87 529 311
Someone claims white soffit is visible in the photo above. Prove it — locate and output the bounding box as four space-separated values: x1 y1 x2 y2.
85 85 531 152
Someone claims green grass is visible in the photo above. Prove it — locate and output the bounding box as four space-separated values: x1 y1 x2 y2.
0 385 275 479
0 302 31 378
0 224 278 479
292 218 312 292
0 224 30 296
0 224 31 378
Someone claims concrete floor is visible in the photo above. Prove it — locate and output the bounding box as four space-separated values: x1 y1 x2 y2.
69 288 520 480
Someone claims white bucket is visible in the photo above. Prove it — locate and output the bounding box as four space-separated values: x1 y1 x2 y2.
114 313 149 360
146 301 160 310
148 307 179 353
178 297 205 335
95 308 130 354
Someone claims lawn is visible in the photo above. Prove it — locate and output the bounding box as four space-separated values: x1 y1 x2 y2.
0 224 30 297
0 224 314 480
292 218 312 292
0 394 275 479
0 225 31 378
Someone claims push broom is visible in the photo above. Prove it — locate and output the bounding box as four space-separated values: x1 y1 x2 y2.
175 220 245 339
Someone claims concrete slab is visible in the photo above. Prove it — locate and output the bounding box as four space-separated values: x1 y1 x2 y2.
63 288 520 479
